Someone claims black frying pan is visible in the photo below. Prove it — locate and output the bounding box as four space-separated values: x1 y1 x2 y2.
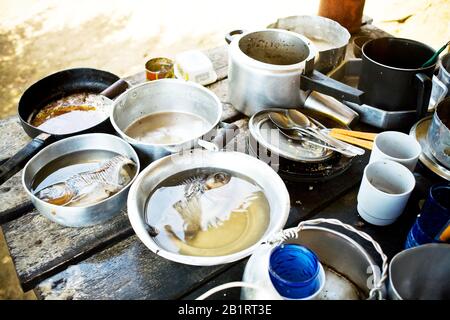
0 68 129 185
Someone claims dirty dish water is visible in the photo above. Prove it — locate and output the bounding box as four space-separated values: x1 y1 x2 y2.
145 168 270 257
29 93 110 135
124 111 210 145
32 150 136 207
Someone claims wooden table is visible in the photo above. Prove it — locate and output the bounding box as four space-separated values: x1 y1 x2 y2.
0 24 445 300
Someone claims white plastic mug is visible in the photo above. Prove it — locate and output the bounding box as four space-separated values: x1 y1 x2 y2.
369 131 422 172
357 160 416 226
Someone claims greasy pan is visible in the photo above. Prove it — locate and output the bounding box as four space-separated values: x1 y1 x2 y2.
0 68 128 185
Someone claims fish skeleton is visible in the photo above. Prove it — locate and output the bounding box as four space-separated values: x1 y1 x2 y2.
163 172 231 240
35 155 135 207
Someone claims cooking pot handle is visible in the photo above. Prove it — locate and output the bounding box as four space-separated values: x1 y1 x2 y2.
300 70 364 104
0 133 53 186
100 79 129 99
225 30 245 44
415 73 432 118
275 218 388 300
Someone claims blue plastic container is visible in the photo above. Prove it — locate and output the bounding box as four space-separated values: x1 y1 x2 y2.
268 244 321 299
405 183 450 249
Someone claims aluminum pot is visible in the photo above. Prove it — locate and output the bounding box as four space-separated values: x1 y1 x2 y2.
389 243 450 300
22 133 140 227
427 97 450 169
195 219 388 300
111 79 222 165
438 53 450 97
268 15 351 73
226 29 364 116
127 149 290 266
359 37 436 117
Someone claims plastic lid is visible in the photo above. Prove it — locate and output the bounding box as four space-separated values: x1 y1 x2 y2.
175 50 217 85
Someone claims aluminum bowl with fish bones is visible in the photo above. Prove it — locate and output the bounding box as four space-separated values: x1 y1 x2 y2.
22 133 140 227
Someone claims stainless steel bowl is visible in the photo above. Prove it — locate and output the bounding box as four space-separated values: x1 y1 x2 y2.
22 133 140 227
127 149 290 266
427 97 450 169
389 243 450 300
111 79 222 165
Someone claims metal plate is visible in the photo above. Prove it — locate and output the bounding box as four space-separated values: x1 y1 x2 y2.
249 108 354 182
410 116 450 181
249 109 334 163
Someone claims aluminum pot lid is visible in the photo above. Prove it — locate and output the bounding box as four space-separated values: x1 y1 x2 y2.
249 109 335 163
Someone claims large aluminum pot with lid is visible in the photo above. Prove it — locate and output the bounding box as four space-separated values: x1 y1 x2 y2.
226 29 363 116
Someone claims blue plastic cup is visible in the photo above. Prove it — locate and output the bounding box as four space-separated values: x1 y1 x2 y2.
405 183 450 249
268 244 321 299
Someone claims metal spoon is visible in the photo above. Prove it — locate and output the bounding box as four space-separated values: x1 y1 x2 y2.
286 110 365 156
269 112 359 157
277 126 361 155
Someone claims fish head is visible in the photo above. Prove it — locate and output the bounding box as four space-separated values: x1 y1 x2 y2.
34 183 74 206
204 172 231 190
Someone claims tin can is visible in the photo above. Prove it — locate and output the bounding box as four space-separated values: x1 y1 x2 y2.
145 57 174 81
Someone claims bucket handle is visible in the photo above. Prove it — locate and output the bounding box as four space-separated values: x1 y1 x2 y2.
275 218 388 300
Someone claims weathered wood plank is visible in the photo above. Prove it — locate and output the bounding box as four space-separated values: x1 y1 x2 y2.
3 209 132 291
35 235 228 300
183 262 245 300
0 116 31 162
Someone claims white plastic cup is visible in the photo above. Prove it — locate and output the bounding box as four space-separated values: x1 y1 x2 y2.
357 160 416 226
369 131 422 172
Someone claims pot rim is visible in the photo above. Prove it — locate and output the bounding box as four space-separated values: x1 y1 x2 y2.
22 133 141 211
361 37 437 72
268 15 351 50
127 149 291 266
229 28 317 72
388 243 450 300
110 79 223 148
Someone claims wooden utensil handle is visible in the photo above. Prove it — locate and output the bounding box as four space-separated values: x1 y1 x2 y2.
330 128 377 141
329 132 373 150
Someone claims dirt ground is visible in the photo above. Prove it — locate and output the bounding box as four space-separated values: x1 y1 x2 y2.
0 0 449 300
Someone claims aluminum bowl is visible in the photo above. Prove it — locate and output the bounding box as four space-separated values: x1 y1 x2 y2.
389 243 450 300
127 149 290 266
22 133 140 227
111 79 222 166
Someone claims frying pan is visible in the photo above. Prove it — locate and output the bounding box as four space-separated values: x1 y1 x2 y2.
0 68 128 185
